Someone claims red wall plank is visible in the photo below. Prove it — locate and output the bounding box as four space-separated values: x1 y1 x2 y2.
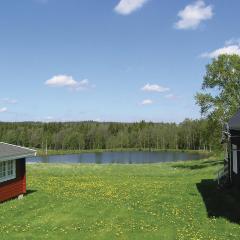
0 159 26 202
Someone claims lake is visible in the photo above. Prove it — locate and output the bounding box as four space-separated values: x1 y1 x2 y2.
27 151 207 164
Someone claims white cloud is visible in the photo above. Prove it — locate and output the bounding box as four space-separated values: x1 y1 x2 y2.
225 38 240 46
175 0 213 30
165 94 179 100
114 0 149 15
201 41 240 58
45 116 54 120
45 75 93 91
0 107 7 113
45 75 78 87
1 98 18 104
95 118 102 122
41 116 55 122
141 99 153 105
141 83 170 93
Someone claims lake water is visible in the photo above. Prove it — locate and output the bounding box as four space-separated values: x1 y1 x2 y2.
27 151 206 164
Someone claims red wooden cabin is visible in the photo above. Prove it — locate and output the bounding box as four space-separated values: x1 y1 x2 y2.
0 142 36 202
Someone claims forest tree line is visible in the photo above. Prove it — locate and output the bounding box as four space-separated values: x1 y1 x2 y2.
1 54 239 152
0 119 218 151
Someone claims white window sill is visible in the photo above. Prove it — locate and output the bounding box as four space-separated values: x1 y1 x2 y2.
0 175 16 183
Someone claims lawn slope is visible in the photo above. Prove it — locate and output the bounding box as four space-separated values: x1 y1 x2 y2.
0 158 240 240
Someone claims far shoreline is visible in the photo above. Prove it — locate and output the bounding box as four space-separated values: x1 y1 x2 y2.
35 148 211 157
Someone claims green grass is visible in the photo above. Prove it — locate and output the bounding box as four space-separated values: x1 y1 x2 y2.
1 157 240 239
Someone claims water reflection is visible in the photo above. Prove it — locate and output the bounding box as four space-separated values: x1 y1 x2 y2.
27 151 207 164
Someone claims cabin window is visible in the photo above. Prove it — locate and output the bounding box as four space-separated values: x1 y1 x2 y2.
0 160 16 183
232 144 238 174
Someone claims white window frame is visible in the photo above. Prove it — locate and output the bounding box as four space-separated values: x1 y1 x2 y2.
232 144 238 174
0 160 16 183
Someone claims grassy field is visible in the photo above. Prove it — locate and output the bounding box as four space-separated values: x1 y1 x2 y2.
0 157 240 239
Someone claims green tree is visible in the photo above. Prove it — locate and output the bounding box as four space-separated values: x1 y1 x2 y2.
195 54 240 123
195 54 240 149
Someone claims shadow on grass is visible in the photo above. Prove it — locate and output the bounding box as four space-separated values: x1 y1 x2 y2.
172 160 224 170
0 190 37 204
26 189 37 195
196 179 240 224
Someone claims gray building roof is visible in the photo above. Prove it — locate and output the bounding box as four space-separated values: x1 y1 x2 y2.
0 142 36 161
228 109 240 131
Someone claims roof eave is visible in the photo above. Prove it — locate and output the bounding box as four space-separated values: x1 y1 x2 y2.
0 152 37 162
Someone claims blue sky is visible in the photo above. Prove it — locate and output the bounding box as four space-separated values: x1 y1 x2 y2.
0 0 240 122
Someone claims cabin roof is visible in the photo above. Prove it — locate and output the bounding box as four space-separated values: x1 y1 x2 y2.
0 142 36 161
228 109 240 131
